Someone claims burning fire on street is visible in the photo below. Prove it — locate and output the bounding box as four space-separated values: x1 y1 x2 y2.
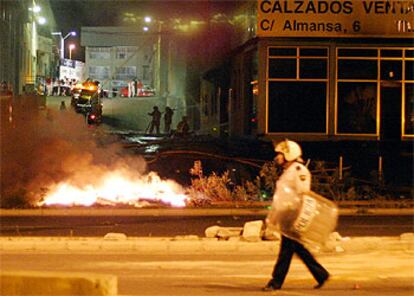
37 171 188 208
1 106 190 209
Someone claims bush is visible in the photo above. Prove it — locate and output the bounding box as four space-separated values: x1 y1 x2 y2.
187 160 281 205
186 159 408 206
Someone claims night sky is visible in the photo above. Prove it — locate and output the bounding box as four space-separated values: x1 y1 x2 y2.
49 0 245 60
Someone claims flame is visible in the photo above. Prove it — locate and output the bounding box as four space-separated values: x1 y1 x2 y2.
38 171 187 207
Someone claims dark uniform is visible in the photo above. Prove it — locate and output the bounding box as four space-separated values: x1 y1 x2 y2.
164 107 174 133
148 106 161 134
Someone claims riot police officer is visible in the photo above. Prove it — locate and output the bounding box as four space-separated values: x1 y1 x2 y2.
264 140 330 291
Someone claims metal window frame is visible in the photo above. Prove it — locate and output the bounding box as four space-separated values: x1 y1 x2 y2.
335 47 414 139
266 46 329 136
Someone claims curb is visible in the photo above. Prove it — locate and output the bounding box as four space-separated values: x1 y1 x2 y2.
0 237 278 254
0 208 413 217
1 235 412 254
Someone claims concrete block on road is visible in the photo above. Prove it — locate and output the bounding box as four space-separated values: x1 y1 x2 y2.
217 227 243 239
205 225 220 238
103 233 127 240
1 271 117 296
205 225 242 239
242 220 263 242
399 232 414 252
400 232 414 241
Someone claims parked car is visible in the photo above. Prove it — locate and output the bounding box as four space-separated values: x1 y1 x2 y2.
119 85 156 97
138 85 156 97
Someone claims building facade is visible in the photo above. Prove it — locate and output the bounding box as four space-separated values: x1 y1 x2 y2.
0 0 57 95
81 27 158 95
200 0 414 186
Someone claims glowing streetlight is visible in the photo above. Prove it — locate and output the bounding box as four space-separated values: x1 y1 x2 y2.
144 16 164 95
29 5 41 13
29 4 46 25
51 31 77 59
69 44 76 59
37 16 46 25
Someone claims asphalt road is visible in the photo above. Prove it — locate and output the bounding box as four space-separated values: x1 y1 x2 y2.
1 250 412 296
0 214 412 237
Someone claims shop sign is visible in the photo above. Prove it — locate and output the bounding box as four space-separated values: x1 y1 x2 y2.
60 59 75 68
258 0 414 38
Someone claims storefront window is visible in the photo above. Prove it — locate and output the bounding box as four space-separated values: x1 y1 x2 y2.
381 49 402 57
337 48 377 57
300 59 327 79
337 47 414 137
338 60 377 79
267 46 328 134
337 82 377 134
405 61 414 80
268 81 326 133
300 48 327 56
380 61 402 80
268 59 296 78
269 48 296 56
404 49 414 137
337 48 379 135
405 83 414 135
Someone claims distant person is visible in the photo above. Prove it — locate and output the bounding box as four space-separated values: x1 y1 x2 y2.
0 81 6 93
59 101 67 111
147 106 161 134
137 79 143 96
175 116 190 137
37 82 45 95
0 81 12 96
164 106 174 134
130 80 135 97
46 77 52 96
127 80 132 98
52 78 58 96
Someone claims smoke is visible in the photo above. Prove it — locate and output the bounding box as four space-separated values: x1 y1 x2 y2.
0 103 147 208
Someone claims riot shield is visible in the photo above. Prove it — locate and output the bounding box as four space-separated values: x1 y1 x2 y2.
268 189 338 246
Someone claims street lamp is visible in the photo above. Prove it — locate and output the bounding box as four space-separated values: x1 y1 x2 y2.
69 44 75 60
28 3 44 87
51 31 76 60
29 5 41 13
144 16 164 95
